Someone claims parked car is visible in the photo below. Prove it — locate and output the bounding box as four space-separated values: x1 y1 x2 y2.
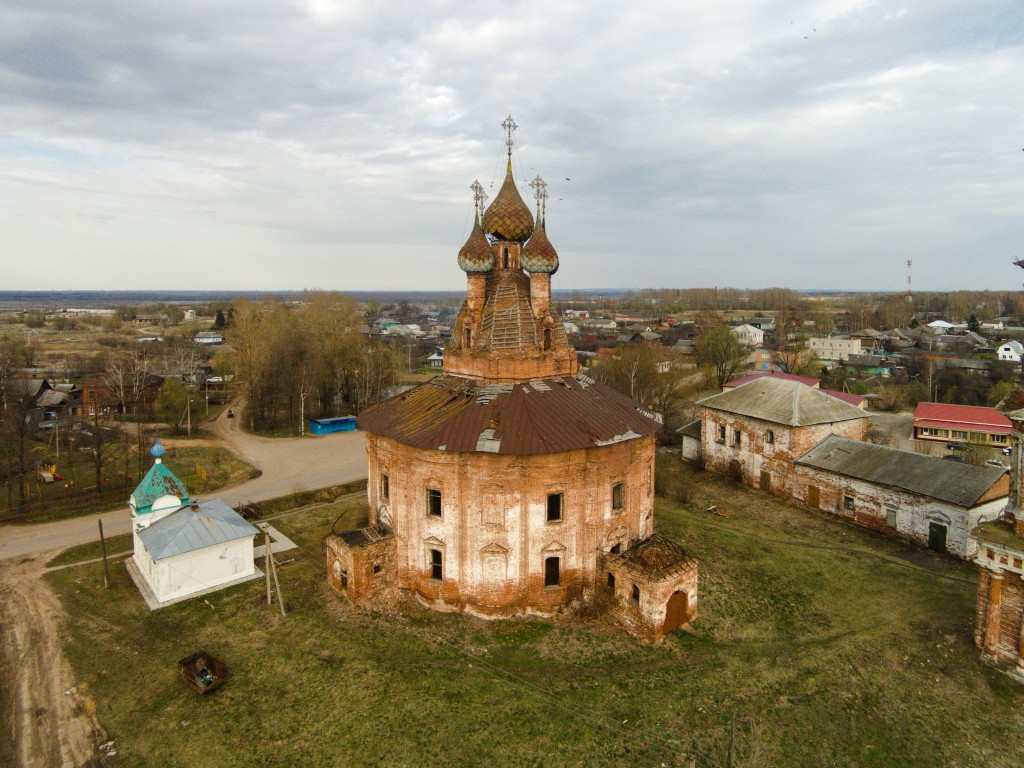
1002 446 1012 456
986 460 1011 471
947 441 968 451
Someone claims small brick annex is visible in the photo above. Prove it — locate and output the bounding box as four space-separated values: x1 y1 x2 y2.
325 124 698 642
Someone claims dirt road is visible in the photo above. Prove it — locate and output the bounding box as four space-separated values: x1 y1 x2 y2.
0 556 106 767
0 406 367 560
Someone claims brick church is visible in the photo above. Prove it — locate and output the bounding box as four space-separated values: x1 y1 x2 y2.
325 119 697 642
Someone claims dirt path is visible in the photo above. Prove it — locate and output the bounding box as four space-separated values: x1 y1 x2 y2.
0 556 106 767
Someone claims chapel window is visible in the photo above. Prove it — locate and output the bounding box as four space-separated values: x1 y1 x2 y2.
612 482 624 511
381 473 389 500
631 585 640 605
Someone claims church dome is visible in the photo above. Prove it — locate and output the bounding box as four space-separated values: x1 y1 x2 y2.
482 160 534 242
457 213 494 273
521 218 559 274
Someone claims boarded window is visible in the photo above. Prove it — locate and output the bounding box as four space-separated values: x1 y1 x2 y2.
886 504 898 528
631 585 640 605
427 488 442 517
381 474 389 500
547 493 562 522
429 549 443 580
544 556 560 587
612 482 624 511
503 248 509 269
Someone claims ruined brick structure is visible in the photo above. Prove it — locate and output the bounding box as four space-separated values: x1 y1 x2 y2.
325 120 697 641
972 408 1024 678
696 377 1007 558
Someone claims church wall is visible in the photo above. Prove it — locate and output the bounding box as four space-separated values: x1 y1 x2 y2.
365 433 656 617
600 555 699 644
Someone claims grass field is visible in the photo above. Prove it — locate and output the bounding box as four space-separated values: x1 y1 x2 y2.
45 460 1024 767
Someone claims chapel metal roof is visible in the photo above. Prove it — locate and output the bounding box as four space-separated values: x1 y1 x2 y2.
137 498 259 561
698 377 866 427
356 374 661 455
795 435 1006 507
132 460 190 513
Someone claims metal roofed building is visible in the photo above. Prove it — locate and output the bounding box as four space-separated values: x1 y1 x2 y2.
129 440 259 606
696 376 869 504
912 402 1012 449
325 119 697 642
796 435 1008 558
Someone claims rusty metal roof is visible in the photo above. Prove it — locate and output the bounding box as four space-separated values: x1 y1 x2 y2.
335 524 392 549
357 374 661 455
796 435 1006 507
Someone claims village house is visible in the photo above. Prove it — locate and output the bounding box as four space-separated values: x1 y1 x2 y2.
126 440 259 606
913 402 1011 450
731 323 764 347
809 336 862 362
325 125 697 643
998 340 1024 363
81 373 164 417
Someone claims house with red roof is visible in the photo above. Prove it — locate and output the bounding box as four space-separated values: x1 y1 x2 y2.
912 403 1011 449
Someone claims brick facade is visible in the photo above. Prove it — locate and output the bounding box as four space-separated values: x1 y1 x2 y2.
357 433 655 617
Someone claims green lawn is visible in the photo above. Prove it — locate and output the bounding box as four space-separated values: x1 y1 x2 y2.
45 461 1024 767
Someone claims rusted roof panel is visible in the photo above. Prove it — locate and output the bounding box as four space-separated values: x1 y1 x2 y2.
357 375 660 455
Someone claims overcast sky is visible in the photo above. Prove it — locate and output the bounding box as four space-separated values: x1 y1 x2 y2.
1 0 1022 293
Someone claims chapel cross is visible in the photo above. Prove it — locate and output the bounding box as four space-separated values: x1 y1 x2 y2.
501 115 518 155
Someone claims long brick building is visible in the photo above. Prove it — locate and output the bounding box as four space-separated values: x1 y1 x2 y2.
325 121 697 643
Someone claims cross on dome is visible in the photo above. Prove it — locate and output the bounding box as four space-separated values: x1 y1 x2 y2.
470 179 488 212
501 115 518 156
529 175 548 218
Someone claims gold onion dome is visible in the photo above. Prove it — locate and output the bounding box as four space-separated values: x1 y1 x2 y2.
481 159 534 242
457 211 494 273
521 217 559 274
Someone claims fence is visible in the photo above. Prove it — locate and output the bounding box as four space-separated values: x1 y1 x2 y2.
0 481 134 524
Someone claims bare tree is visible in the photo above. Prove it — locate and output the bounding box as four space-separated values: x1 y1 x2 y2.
696 327 748 388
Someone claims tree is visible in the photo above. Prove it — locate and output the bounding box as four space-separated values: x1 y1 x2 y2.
696 327 748 388
591 344 689 427
214 309 226 329
155 379 191 435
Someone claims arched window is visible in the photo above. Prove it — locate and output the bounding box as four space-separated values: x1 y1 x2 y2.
465 328 472 348
503 248 509 269
631 584 640 605
543 328 552 351
544 556 560 587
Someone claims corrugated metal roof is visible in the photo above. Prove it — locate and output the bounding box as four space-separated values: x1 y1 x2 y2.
913 402 1011 432
699 377 866 427
723 371 819 390
138 499 258 560
795 435 1006 507
356 375 661 455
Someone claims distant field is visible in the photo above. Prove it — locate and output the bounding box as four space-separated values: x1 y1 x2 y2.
46 462 1024 767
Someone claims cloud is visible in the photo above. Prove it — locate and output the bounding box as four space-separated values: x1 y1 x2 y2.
0 0 1021 291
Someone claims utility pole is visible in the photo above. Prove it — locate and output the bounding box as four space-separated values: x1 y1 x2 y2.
263 525 272 606
98 519 110 589
186 399 192 438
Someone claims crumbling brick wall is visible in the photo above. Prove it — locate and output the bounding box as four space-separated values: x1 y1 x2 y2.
363 433 656 617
